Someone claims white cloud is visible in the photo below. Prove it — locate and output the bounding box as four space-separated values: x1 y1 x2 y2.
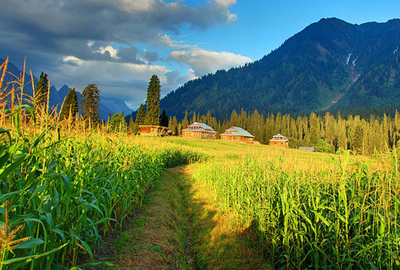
97 46 119 59
168 48 252 77
214 0 236 9
62 56 84 66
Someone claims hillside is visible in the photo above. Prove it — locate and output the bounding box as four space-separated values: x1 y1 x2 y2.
160 18 400 119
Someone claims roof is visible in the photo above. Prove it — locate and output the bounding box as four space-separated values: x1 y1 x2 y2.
220 126 255 138
182 122 216 133
270 134 289 141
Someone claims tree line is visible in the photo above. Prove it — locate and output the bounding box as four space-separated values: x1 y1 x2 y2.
167 108 400 155
34 71 101 128
32 70 400 156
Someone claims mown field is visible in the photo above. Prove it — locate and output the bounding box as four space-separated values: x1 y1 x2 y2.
1 123 400 269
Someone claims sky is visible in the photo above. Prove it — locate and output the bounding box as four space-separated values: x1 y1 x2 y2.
1 0 399 111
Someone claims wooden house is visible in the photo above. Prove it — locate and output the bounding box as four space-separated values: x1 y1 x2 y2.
181 122 217 139
220 126 255 143
269 134 289 147
139 125 168 136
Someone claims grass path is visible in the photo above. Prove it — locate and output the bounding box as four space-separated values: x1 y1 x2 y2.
105 164 270 269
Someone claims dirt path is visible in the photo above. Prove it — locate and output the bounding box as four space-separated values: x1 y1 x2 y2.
102 165 270 269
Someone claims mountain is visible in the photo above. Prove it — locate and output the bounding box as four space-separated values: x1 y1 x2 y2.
1 58 132 119
160 18 400 119
100 97 132 116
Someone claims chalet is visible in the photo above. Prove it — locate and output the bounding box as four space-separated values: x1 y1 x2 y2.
139 125 168 136
269 134 289 147
182 122 217 139
220 126 255 143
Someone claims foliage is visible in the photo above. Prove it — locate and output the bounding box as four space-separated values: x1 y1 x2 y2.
144 75 161 125
159 110 168 127
193 150 400 269
80 84 100 128
108 112 126 132
0 126 204 269
166 107 400 156
60 88 79 121
34 72 49 110
128 116 135 134
134 103 145 134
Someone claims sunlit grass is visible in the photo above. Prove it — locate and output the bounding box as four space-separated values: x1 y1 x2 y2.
191 140 400 269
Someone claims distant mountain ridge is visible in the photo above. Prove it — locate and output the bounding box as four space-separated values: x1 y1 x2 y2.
160 18 400 119
0 58 132 119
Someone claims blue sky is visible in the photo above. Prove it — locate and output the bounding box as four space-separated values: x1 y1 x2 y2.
0 0 399 110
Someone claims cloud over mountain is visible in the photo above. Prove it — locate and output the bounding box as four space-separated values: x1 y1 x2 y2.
168 48 252 78
0 0 247 109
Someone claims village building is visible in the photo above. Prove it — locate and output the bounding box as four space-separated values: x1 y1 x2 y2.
181 122 217 139
269 134 289 147
139 125 168 136
220 126 255 143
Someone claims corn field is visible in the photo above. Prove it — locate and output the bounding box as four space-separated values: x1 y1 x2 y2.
0 59 204 269
3 57 400 269
193 150 400 269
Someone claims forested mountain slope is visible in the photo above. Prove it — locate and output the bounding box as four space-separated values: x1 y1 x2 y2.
160 18 400 119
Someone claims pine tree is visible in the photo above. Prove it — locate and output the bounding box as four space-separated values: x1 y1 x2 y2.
80 84 101 127
109 113 126 132
128 116 135 134
35 71 49 109
61 88 79 121
159 110 169 127
135 104 145 125
134 103 145 134
206 110 212 125
182 110 189 130
144 75 161 125
170 116 178 135
191 111 197 124
229 109 238 127
309 112 320 146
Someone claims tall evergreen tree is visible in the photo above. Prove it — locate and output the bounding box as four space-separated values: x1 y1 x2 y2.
80 84 101 127
134 103 145 134
35 71 49 109
144 75 161 125
128 116 135 134
159 110 169 127
61 88 79 121
170 116 178 135
182 110 189 130
309 112 320 146
135 104 145 125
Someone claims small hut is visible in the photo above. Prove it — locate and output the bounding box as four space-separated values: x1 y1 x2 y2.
269 134 289 147
182 122 217 139
220 126 255 143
